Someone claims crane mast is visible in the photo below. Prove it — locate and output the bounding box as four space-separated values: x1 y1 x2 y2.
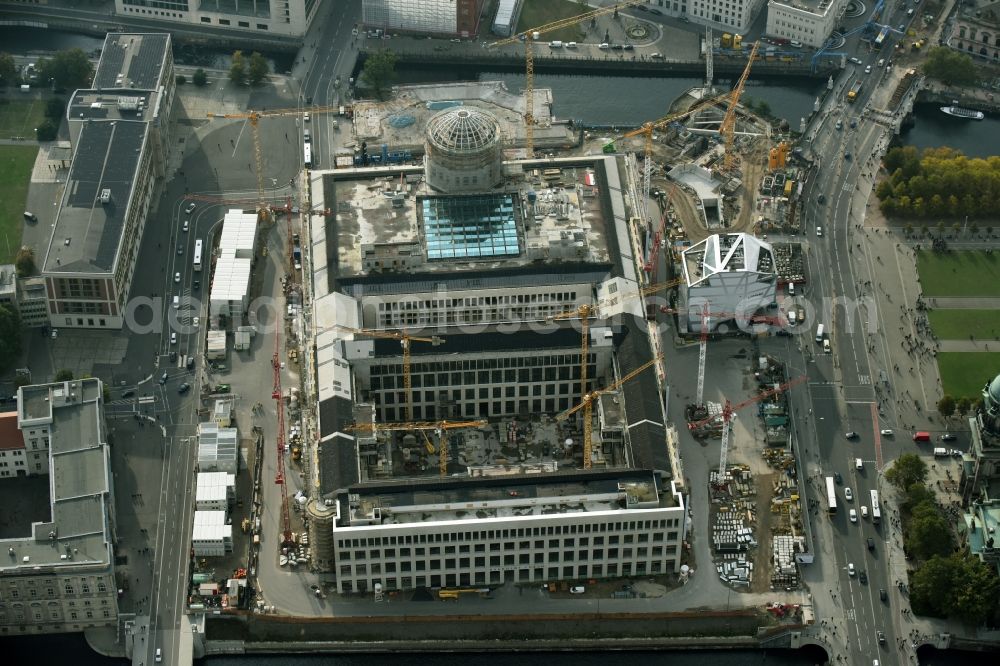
272 329 292 546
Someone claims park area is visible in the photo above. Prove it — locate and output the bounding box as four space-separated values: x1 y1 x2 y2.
927 309 1000 341
0 144 36 264
516 0 590 42
0 97 46 141
915 249 1000 297
937 352 1000 402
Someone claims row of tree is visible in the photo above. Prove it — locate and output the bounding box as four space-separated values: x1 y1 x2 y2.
922 46 978 86
0 49 95 90
937 394 982 418
877 147 1000 219
885 454 1000 624
228 51 269 87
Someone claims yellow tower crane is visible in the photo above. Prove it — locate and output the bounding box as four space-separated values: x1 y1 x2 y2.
719 41 760 171
347 420 488 477
347 328 445 422
619 92 732 227
557 355 663 468
489 0 647 156
206 104 341 222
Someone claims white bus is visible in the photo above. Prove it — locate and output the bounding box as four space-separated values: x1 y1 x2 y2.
193 239 203 272
870 489 881 523
303 142 312 168
826 476 838 514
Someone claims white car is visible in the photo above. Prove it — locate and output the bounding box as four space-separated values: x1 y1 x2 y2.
184 202 196 214
304 112 310 122
569 586 585 594
183 220 189 232
193 316 200 327
844 487 853 501
880 429 894 436
848 562 856 576
850 56 862 65
816 226 823 236
170 332 177 345
850 508 858 522
174 272 181 283
864 64 872 74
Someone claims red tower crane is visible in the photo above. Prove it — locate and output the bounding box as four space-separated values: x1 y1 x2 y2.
272 329 293 546
688 375 806 475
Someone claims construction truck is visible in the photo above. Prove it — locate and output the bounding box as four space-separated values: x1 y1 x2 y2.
847 80 863 103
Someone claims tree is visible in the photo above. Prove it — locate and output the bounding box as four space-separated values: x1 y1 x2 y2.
229 50 247 86
54 369 74 381
175 74 187 85
910 554 955 617
36 48 94 90
904 223 913 235
36 120 58 142
905 508 954 560
910 552 1000 624
0 52 16 87
0 305 22 372
922 46 978 86
247 52 269 86
360 49 398 100
45 97 65 120
14 247 35 278
938 395 956 417
886 453 928 490
193 68 208 87
956 396 972 415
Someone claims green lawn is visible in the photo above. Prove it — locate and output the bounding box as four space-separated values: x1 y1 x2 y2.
0 144 37 264
937 352 1000 401
516 0 590 43
927 309 1000 341
915 250 1000 297
0 97 46 141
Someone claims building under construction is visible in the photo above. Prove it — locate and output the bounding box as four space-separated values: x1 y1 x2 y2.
304 105 685 595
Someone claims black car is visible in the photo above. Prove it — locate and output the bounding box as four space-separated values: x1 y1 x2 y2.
879 588 888 602
623 44 634 50
940 433 956 441
649 7 663 14
193 280 200 290
186 357 196 370
121 389 136 399
845 431 859 439
177 244 183 255
178 382 190 395
877 631 886 645
818 194 827 204
169 351 178 362
834 472 843 484
867 537 875 551
859 570 868 584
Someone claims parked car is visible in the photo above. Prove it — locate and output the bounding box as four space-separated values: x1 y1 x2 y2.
569 586 585 594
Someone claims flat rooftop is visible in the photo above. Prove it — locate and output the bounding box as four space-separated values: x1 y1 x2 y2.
768 0 837 15
1 379 113 573
42 121 146 274
330 161 610 277
68 89 159 123
338 469 677 530
93 33 170 91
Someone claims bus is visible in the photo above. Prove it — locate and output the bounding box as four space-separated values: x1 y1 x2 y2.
873 26 889 49
826 476 838 514
870 490 881 523
303 142 312 168
193 239 203 272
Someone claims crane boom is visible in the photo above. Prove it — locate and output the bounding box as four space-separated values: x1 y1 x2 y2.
347 420 488 432
720 41 760 170
489 0 647 155
348 328 445 421
272 327 292 546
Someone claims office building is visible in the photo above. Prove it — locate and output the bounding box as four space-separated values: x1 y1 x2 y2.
766 0 847 49
115 0 321 39
686 0 769 34
947 5 1000 62
42 33 175 330
0 378 117 635
363 0 486 37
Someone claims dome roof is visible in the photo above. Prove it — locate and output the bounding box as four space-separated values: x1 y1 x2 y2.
426 107 500 153
988 373 1000 404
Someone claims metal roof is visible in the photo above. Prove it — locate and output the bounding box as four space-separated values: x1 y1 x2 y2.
93 33 170 91
426 107 501 153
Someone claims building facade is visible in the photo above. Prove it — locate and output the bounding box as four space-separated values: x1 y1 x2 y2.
0 378 117 635
947 9 1000 62
686 0 769 34
42 33 175 330
766 0 846 49
363 0 486 37
115 0 320 38
331 472 685 594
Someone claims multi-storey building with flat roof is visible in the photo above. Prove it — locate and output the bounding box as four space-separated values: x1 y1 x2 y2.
363 0 487 37
685 0 769 34
115 0 321 39
41 33 174 329
0 378 117 635
766 0 847 49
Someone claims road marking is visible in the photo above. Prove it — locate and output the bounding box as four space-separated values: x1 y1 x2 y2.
858 374 870 385
843 182 853 192
846 608 856 621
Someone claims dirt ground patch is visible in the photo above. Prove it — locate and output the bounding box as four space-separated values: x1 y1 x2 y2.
751 472 776 593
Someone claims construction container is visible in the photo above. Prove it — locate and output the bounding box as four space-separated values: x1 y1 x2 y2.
721 33 733 48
